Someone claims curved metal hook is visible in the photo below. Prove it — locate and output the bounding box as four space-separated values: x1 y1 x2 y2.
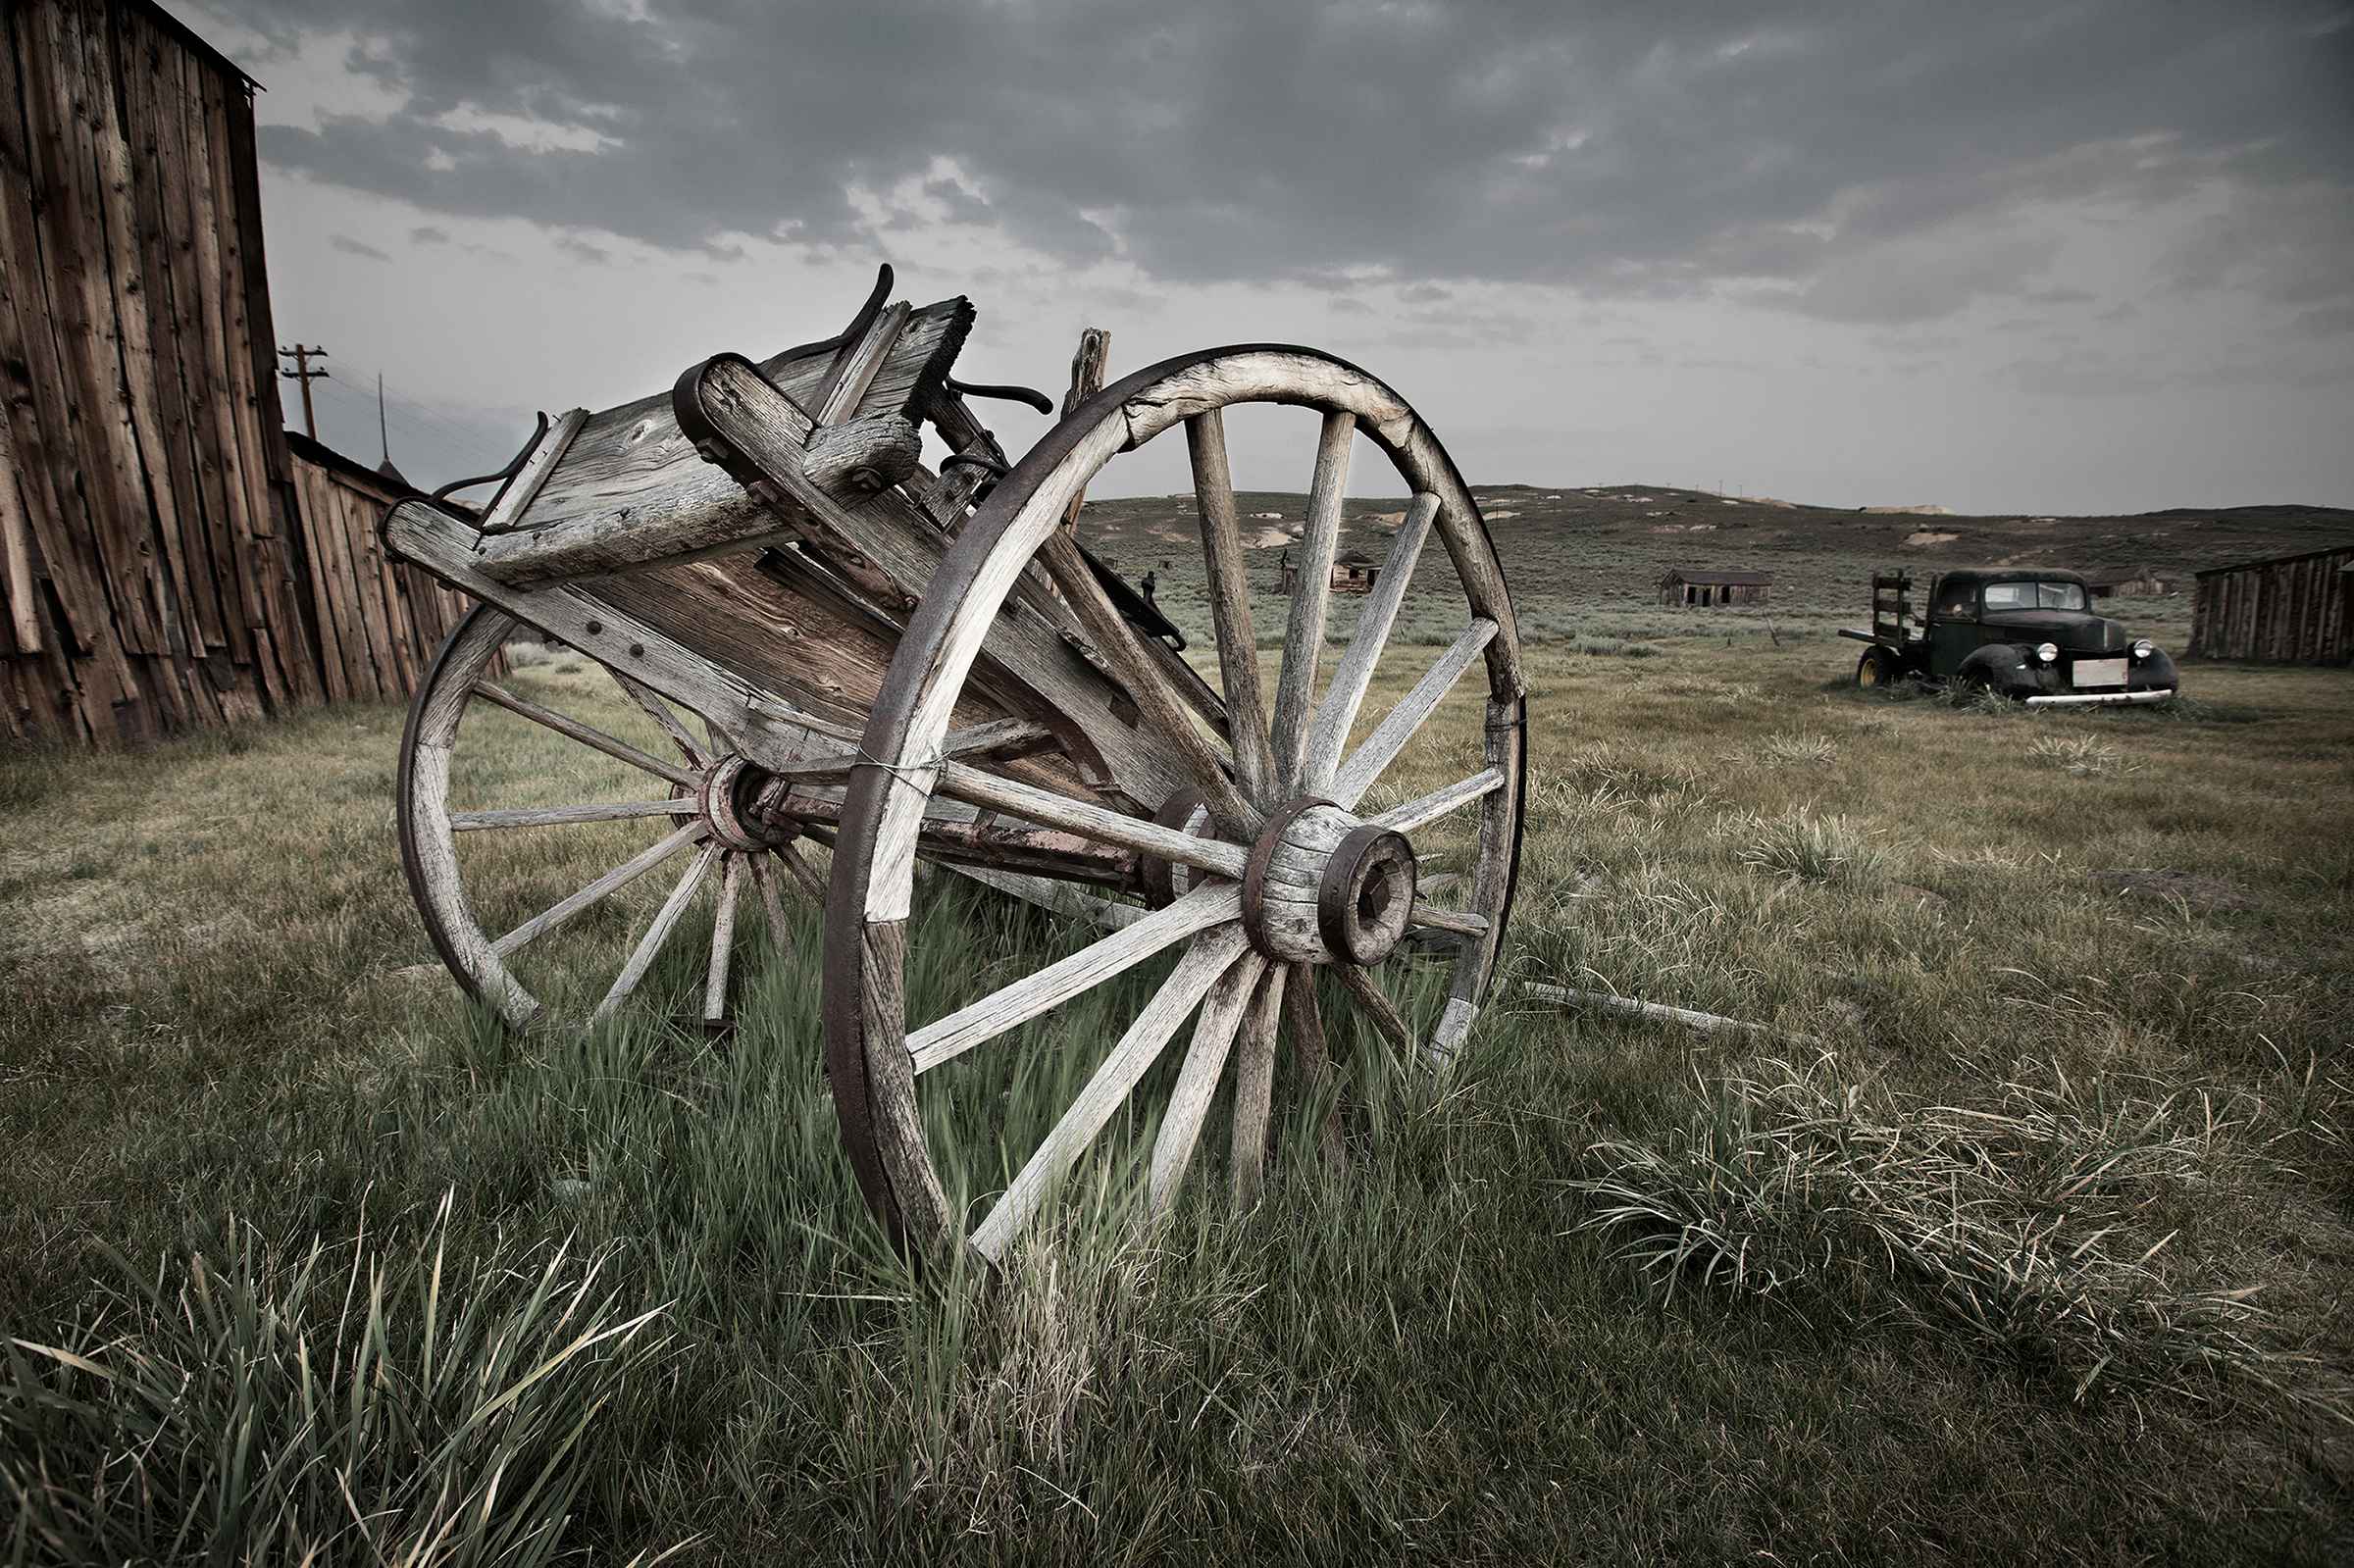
429 411 549 516
945 377 1053 416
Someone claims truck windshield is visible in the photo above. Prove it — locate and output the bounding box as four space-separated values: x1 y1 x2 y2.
1981 581 2086 612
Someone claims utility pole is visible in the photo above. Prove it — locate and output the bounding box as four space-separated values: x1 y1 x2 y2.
279 344 328 438
377 373 390 466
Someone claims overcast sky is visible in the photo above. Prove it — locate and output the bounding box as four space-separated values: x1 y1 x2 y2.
167 0 2353 515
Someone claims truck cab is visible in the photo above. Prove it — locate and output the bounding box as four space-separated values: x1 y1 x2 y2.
1841 567 2179 706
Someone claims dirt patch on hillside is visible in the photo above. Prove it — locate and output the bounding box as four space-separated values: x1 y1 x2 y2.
1906 530 1960 546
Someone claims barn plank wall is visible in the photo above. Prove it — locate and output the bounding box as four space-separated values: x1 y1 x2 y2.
2186 544 2354 666
0 0 338 743
284 440 487 702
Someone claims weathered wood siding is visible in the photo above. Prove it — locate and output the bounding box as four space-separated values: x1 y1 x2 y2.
286 439 486 701
2186 544 2354 665
1 0 322 742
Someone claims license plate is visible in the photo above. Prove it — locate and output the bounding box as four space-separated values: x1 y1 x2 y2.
2073 657 2127 688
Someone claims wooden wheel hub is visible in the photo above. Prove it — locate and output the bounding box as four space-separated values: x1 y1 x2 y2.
1242 797 1418 966
697 754 790 851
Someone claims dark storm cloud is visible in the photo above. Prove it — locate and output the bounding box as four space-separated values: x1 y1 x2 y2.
219 0 2353 324
329 232 389 260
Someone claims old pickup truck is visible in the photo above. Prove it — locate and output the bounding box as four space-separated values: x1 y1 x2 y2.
1839 567 2179 705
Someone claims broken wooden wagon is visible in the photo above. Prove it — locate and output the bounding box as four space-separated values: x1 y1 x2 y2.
383 268 1526 1259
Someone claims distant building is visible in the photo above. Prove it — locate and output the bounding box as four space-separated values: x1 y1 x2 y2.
1277 549 1380 595
2081 565 2179 599
1660 568 1773 608
2186 544 2354 664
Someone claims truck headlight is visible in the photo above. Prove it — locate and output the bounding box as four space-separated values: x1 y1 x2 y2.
2035 642 2059 664
2131 638 2154 659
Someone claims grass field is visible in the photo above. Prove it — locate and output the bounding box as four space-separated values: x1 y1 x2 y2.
4 578 2351 1560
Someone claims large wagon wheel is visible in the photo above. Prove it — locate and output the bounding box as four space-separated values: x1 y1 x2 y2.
398 604 815 1033
821 346 1527 1259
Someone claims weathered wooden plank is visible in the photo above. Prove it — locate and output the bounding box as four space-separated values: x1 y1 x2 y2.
474 407 588 535
1058 326 1110 535
0 406 42 651
1039 528 1256 833
290 464 349 703
86 0 202 668
674 356 1185 806
23 0 162 660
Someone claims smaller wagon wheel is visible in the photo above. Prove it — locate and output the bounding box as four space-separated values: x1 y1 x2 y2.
818 345 1527 1261
398 604 817 1033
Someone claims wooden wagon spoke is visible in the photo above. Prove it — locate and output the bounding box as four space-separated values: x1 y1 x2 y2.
1327 619 1498 809
950 866 1146 930
1228 963 1289 1211
591 840 722 1024
1409 903 1490 938
1187 410 1277 799
470 680 700 789
762 718 1053 783
1037 529 1260 837
1146 951 1270 1216
742 850 795 955
1268 412 1356 793
1301 493 1437 794
450 799 696 832
1368 767 1506 835
934 761 1249 883
703 853 742 1029
907 881 1241 1074
1336 961 1416 1055
492 821 708 958
969 927 1253 1263
610 667 708 765
772 839 829 902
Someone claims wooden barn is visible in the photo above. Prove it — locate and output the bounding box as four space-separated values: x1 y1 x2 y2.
1661 568 1772 608
2082 565 2179 599
1277 548 1380 595
285 432 486 704
1 0 318 740
2185 543 2354 665
1 0 478 743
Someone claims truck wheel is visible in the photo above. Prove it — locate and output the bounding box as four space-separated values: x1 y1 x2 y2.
1856 647 1896 688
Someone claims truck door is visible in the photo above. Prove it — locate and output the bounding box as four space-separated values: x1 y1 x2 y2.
1925 576 1981 677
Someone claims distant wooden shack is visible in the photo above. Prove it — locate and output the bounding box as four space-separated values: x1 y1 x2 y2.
2186 543 2354 665
1277 548 1380 595
1660 568 1772 608
2082 565 2179 599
